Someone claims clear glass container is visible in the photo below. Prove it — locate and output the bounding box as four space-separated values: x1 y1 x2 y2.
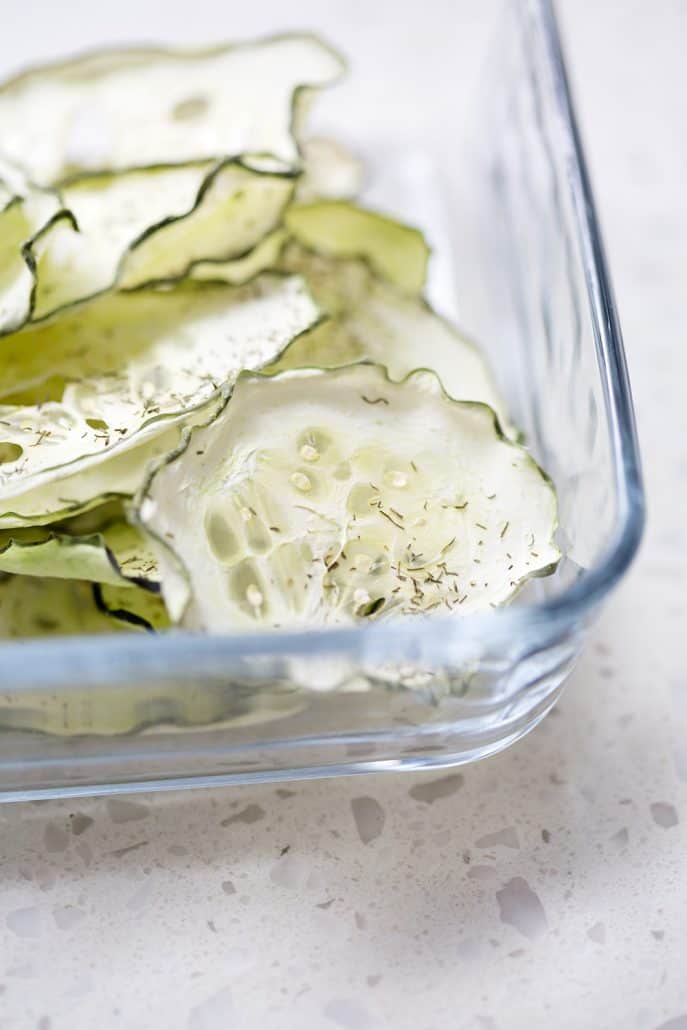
0 0 644 800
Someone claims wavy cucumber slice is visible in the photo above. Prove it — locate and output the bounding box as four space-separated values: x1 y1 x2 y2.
0 575 134 638
0 409 214 529
0 517 158 588
138 364 558 631
0 577 310 734
0 405 217 529
29 161 294 321
271 245 510 430
286 201 429 294
93 582 171 631
0 36 344 186
0 162 63 335
187 145 365 287
0 274 320 501
190 228 289 286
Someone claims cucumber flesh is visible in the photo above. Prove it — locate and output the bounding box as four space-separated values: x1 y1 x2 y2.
138 364 558 631
286 202 429 294
30 161 293 321
272 245 511 431
0 518 158 588
0 405 218 529
0 274 320 500
0 164 63 335
0 36 344 186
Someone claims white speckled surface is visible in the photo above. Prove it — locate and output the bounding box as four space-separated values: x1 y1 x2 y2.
1 2 685 1027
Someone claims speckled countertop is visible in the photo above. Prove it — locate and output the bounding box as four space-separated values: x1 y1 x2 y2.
1 2 685 1028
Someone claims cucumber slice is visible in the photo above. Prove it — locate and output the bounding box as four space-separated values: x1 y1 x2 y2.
285 202 429 293
0 575 133 638
93 582 170 632
137 364 558 631
0 518 158 588
0 163 63 335
30 161 294 321
190 228 288 286
0 274 320 500
296 138 365 202
0 36 344 186
271 245 510 429
0 405 218 529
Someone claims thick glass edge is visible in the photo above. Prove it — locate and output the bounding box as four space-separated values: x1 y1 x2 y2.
522 0 645 616
0 0 645 680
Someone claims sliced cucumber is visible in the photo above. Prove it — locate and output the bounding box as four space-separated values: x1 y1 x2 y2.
0 517 158 589
296 138 364 202
0 403 219 529
93 582 171 632
30 160 294 321
0 575 134 638
271 245 510 429
0 274 320 500
190 228 288 286
285 202 429 294
0 163 63 335
0 36 344 186
137 364 558 631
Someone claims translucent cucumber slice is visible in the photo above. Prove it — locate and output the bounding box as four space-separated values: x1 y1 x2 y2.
190 228 288 286
0 519 158 588
285 202 429 293
0 163 63 335
93 582 171 631
30 161 294 320
0 274 320 500
137 364 559 631
0 36 344 186
272 246 510 429
0 575 133 638
0 405 216 529
296 138 365 202
0 577 308 733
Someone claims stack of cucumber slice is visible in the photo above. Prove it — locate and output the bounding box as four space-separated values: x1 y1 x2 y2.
0 36 558 639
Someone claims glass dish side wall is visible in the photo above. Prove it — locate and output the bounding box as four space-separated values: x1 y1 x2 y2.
0 0 643 800
456 1 616 588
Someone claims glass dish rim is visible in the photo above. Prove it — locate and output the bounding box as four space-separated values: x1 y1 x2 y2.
0 0 645 679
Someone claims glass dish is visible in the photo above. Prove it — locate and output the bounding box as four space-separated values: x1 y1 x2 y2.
0 0 644 800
